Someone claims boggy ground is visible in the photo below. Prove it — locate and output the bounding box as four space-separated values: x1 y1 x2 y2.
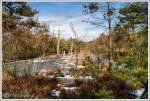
2 70 138 99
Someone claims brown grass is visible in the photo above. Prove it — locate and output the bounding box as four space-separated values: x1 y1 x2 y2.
2 72 58 99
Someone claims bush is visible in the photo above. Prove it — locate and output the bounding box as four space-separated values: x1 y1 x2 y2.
113 67 147 89
79 74 135 99
69 60 101 78
94 87 114 98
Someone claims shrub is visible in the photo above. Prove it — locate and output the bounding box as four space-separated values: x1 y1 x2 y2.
94 87 114 98
113 67 147 89
69 60 101 78
79 74 135 99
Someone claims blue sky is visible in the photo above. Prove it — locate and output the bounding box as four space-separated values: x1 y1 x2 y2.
30 2 87 18
29 2 122 41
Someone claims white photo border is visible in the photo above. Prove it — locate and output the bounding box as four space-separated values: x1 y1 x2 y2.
0 0 149 101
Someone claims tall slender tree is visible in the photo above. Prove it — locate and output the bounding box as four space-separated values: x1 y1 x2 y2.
83 2 116 71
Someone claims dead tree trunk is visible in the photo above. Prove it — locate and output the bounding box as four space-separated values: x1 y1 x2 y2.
70 38 73 57
75 41 78 70
57 31 60 56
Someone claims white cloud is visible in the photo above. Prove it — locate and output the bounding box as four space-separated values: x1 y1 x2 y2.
38 15 103 41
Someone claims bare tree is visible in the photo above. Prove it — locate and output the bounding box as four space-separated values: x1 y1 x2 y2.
70 23 88 71
70 23 78 70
